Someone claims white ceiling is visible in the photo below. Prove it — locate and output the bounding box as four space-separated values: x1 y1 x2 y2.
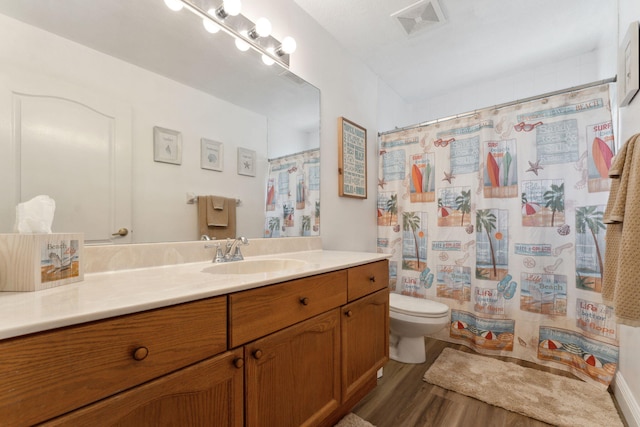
293 0 618 103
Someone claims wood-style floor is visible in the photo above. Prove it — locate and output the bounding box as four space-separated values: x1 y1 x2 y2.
352 338 627 427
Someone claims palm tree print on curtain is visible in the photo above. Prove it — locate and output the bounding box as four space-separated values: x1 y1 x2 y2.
377 192 398 226
377 84 619 387
475 209 509 281
437 187 472 227
575 205 606 292
402 211 427 272
521 179 565 227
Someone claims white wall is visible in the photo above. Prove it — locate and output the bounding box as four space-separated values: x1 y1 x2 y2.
242 0 381 253
0 14 267 242
614 3 640 426
379 48 616 132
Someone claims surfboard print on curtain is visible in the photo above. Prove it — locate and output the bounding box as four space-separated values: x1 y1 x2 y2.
377 83 619 388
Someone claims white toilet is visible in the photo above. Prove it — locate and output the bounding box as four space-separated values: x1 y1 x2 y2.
389 293 450 364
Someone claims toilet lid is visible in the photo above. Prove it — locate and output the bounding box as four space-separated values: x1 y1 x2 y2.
389 293 449 318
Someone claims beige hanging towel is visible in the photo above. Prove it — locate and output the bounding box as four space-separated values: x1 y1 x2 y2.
603 133 640 327
207 196 228 226
198 196 236 240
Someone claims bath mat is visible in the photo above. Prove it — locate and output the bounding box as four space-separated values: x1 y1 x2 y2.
334 413 375 427
423 348 623 427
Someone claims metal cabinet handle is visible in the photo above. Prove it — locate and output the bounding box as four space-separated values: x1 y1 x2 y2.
132 346 149 361
112 227 129 237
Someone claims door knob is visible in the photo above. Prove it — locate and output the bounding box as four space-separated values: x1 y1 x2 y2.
112 228 129 237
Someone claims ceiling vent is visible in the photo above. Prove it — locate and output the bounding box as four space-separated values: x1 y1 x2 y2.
391 0 446 36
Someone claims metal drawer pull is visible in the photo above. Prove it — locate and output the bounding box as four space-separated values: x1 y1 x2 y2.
132 346 149 361
299 297 309 306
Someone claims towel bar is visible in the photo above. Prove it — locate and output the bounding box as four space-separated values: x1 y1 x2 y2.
187 194 241 206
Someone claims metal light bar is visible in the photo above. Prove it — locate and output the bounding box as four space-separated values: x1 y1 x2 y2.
178 0 290 68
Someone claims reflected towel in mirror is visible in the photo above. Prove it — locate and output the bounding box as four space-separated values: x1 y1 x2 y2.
207 196 228 226
198 196 236 240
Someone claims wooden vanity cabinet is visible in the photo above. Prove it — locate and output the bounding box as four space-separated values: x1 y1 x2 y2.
0 297 227 426
0 259 388 427
230 260 389 427
43 348 244 427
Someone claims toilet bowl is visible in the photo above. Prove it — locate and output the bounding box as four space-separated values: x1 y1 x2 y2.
389 293 450 364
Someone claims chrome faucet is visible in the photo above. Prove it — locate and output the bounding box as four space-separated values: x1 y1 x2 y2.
222 236 249 262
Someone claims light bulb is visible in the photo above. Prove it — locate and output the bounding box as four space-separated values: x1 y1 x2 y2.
164 0 184 12
203 10 220 33
280 36 297 54
254 18 272 38
235 32 250 52
261 54 275 66
223 0 241 16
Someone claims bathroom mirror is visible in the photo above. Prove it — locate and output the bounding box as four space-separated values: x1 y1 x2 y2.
0 0 320 244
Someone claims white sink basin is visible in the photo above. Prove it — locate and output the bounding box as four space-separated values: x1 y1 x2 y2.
202 258 308 275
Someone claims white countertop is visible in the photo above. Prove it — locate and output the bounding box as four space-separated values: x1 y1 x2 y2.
0 250 388 340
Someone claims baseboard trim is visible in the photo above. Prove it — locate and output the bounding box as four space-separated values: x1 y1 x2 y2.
614 371 640 427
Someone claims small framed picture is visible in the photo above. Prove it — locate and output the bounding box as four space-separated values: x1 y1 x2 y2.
153 126 182 165
618 21 639 107
201 138 223 171
338 117 367 198
237 147 256 176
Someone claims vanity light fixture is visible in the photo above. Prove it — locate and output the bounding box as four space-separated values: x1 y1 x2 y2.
235 31 251 52
248 17 272 39
276 36 297 55
261 48 275 66
164 0 296 68
203 9 221 33
216 0 242 19
164 0 184 11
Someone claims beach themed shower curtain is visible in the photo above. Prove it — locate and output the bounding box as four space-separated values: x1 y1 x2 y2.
377 84 619 387
264 149 320 238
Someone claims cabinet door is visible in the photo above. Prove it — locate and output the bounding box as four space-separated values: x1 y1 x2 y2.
245 310 341 427
43 349 244 427
341 288 389 403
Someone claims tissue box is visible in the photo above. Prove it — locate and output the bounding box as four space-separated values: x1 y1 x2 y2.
0 233 84 292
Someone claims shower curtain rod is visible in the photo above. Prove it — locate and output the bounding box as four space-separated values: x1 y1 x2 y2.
268 147 319 162
378 76 617 136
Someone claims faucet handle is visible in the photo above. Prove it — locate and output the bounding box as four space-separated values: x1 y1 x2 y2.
232 246 244 261
206 242 225 263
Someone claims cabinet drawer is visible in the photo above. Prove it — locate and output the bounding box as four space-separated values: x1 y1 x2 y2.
347 260 389 301
0 297 227 426
229 270 347 347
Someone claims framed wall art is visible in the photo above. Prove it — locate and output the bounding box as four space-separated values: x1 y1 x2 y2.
618 21 639 107
338 117 367 198
201 138 223 171
153 126 182 165
237 147 256 177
